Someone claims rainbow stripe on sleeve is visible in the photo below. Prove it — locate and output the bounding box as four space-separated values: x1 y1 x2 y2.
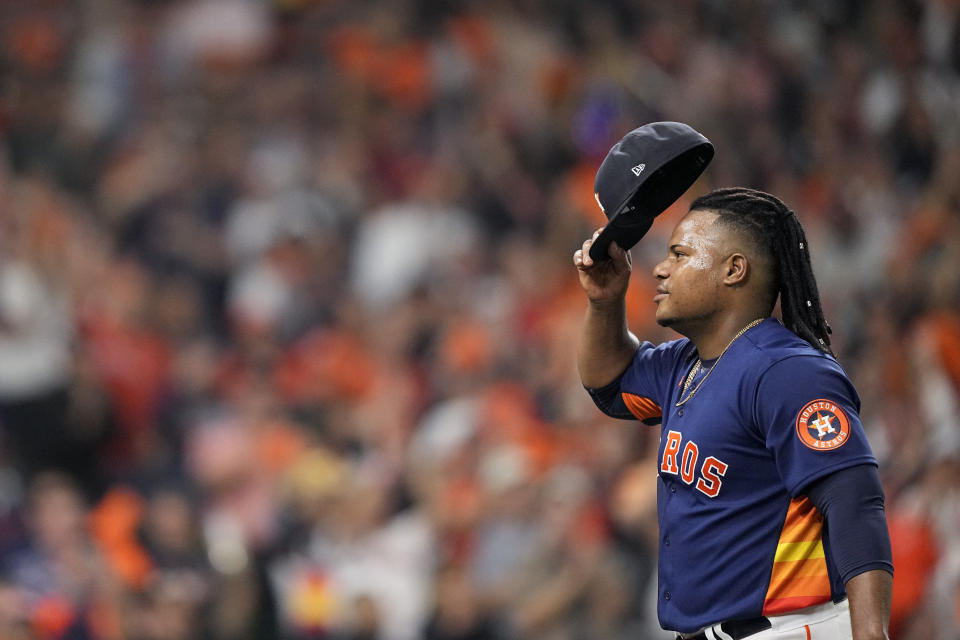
762 497 832 615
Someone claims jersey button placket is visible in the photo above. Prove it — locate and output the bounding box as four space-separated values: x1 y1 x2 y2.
664 591 671 601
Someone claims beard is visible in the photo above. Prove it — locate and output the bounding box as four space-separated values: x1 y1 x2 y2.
656 315 679 327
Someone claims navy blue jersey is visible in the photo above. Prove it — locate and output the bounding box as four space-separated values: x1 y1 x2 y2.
599 318 876 633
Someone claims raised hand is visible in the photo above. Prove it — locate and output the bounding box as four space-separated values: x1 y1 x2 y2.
573 228 632 304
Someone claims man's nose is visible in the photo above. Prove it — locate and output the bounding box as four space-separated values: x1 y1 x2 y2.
653 259 669 280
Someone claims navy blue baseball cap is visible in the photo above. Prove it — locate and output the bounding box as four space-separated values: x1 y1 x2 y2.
589 121 714 262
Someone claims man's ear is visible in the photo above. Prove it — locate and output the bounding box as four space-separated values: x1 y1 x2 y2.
724 253 749 286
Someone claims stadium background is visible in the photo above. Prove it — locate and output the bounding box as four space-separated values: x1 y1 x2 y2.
1 0 959 638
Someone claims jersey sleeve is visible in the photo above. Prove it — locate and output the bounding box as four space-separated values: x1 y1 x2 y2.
753 355 877 496
804 464 893 584
585 339 688 424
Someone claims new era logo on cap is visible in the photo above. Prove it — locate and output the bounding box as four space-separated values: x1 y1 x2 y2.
631 163 646 176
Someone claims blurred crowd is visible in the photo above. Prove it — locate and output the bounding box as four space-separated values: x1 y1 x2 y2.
1 0 959 638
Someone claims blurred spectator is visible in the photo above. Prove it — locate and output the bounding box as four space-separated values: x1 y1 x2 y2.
423 564 498 640
3 472 113 639
0 178 75 480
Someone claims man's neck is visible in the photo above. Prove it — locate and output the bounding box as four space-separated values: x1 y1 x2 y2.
687 313 768 359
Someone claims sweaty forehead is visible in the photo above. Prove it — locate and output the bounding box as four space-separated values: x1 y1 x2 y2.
669 209 722 247
681 207 772 264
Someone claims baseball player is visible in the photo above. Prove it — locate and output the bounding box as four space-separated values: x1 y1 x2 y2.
574 187 893 640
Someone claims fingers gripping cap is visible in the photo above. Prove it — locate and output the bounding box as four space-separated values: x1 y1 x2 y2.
589 122 714 262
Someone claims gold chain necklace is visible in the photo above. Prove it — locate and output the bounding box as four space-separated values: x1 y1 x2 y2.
675 318 765 407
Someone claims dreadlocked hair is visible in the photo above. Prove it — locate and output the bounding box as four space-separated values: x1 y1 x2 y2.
689 187 834 356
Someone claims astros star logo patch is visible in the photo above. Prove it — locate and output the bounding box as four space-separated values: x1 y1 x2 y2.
796 399 851 451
